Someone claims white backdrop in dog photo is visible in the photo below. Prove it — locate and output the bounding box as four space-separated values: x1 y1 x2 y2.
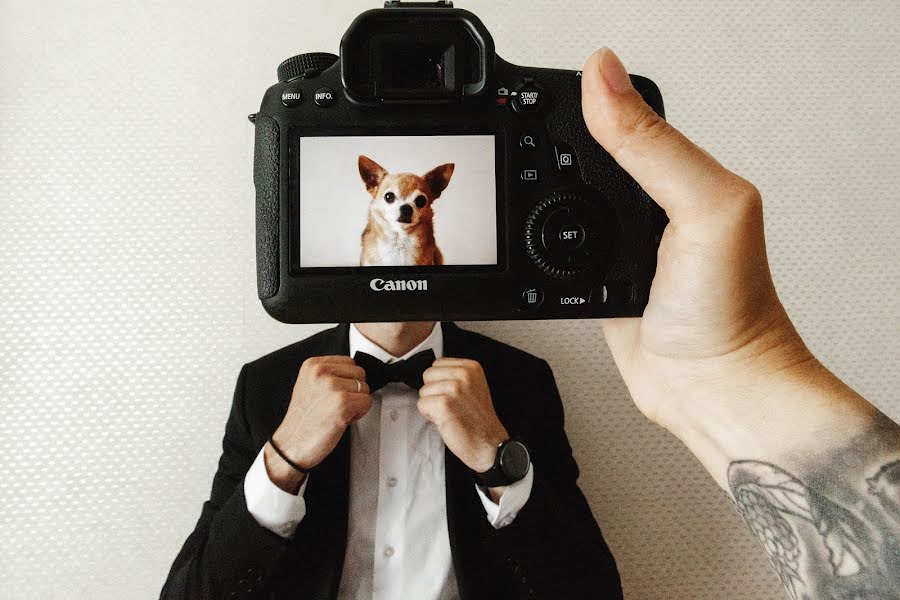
299 134 498 267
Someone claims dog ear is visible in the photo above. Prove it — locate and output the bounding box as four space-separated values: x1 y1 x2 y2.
358 155 387 194
423 163 455 198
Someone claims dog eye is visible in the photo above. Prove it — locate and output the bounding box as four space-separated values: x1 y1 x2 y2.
384 192 395 203
414 195 427 208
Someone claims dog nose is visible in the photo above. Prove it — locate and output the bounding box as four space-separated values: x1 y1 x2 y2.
399 204 413 218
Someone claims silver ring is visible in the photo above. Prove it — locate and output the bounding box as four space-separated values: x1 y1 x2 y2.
356 379 361 393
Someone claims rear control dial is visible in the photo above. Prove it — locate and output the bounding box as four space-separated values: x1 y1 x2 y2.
524 191 615 279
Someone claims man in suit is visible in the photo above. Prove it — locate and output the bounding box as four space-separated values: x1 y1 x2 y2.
161 320 621 599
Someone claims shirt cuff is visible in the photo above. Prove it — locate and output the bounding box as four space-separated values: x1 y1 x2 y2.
475 463 534 529
243 447 309 539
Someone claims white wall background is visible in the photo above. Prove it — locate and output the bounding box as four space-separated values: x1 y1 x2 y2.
1 1 898 598
299 135 497 267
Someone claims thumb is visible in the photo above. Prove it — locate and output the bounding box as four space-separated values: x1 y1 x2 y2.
581 48 744 221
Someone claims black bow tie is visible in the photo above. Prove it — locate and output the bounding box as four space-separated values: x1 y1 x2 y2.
353 349 436 392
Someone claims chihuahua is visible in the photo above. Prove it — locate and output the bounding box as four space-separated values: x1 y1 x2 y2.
357 155 455 266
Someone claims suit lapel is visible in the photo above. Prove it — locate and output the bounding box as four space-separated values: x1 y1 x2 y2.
291 323 352 600
441 322 492 600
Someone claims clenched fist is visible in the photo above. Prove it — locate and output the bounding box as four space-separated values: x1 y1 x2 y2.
266 355 371 493
417 358 509 476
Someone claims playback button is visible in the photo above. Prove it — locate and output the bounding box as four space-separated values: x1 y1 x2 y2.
520 168 540 182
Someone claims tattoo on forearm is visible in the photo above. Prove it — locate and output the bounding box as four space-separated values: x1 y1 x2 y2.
728 451 900 600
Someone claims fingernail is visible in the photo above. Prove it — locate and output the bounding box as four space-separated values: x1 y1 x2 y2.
598 47 634 94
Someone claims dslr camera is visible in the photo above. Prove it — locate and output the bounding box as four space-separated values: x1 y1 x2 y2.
251 1 666 323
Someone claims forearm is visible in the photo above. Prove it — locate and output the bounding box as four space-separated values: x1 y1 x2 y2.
668 356 889 488
666 358 900 598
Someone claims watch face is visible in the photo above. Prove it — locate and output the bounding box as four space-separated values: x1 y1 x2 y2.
499 440 530 481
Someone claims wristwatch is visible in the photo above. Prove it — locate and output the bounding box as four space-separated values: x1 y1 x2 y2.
473 438 531 488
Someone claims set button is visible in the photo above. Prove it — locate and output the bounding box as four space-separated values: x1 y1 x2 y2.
556 223 586 250
541 207 586 255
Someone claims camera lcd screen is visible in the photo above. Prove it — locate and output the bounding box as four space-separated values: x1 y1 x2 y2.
297 134 498 269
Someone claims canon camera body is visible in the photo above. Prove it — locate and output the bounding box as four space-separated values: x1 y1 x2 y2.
251 1 666 323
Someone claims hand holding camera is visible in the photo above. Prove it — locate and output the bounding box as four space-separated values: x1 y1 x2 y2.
579 48 815 441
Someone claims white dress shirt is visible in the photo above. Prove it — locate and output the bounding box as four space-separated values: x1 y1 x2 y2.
244 322 534 600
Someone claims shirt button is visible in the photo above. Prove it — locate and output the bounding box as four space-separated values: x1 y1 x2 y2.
390 409 399 421
387 476 398 488
384 546 395 558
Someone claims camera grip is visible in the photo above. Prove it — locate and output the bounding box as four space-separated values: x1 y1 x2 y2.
253 114 280 300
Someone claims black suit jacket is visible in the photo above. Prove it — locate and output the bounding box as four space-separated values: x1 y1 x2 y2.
161 322 622 600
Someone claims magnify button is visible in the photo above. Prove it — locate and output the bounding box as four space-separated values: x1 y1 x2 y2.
519 133 539 150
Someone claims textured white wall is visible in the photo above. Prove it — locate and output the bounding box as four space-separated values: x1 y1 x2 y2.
1 1 898 598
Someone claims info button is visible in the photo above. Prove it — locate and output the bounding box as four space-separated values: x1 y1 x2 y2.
314 86 335 107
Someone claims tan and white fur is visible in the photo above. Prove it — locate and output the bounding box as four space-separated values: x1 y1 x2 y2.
357 155 455 266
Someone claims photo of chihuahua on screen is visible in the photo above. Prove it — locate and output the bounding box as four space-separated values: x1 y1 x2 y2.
357 155 455 267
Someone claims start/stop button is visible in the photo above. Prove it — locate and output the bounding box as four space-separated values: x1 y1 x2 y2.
511 80 546 114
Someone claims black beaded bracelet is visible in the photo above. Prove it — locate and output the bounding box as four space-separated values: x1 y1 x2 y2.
268 435 311 475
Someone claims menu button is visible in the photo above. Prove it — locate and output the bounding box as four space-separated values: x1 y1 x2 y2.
281 88 303 107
